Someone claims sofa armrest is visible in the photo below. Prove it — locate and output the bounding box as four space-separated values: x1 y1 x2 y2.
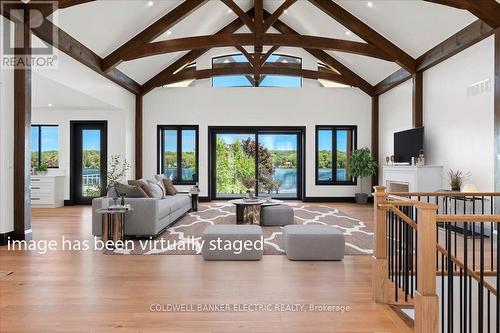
91 197 160 236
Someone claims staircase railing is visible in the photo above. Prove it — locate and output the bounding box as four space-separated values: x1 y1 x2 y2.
373 186 500 333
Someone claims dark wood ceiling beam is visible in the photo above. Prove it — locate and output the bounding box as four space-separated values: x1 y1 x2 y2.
375 19 495 94
220 0 254 31
32 19 140 94
309 0 416 73
235 46 255 66
102 0 208 72
254 0 264 54
424 0 500 28
57 0 95 9
141 10 253 94
417 20 495 71
271 17 374 96
153 64 350 87
124 33 393 62
1 0 95 17
263 0 297 32
373 68 412 95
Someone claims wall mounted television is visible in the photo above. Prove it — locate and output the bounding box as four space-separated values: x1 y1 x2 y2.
394 127 424 163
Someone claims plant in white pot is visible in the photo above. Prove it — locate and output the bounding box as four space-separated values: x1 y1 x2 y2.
349 148 377 204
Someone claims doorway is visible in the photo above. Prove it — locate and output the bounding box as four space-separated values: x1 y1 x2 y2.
209 127 304 200
70 121 107 205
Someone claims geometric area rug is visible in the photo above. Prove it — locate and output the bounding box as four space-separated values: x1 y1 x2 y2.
106 202 374 256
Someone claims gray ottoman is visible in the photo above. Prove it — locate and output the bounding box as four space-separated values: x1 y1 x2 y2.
201 225 263 261
283 225 345 261
261 204 294 226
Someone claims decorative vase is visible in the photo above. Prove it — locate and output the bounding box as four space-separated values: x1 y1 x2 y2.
355 193 369 204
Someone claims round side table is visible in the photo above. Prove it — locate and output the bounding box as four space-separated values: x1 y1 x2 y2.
96 207 133 246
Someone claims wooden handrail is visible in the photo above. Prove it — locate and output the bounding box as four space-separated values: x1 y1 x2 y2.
389 191 500 197
436 215 500 222
389 206 418 229
373 186 498 333
436 244 497 297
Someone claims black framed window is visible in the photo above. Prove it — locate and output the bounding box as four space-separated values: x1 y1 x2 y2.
315 126 357 185
211 53 302 87
31 125 59 168
158 125 199 185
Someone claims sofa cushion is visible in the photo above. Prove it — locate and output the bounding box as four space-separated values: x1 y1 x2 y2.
128 179 153 198
157 198 171 219
114 183 148 198
154 174 168 195
163 178 178 196
147 180 165 199
163 194 190 213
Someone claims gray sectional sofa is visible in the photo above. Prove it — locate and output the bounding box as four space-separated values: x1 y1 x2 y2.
92 194 192 237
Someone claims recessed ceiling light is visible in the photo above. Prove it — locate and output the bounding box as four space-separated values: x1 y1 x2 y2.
166 30 172 35
147 1 154 7
367 1 373 7
47 103 53 107
227 9 233 14
284 10 288 14
345 31 351 36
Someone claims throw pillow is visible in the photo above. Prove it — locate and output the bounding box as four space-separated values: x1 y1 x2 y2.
154 174 168 195
114 183 148 198
162 178 178 196
128 179 154 198
147 180 165 199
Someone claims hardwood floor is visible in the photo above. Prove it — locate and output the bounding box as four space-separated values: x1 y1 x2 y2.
0 203 412 333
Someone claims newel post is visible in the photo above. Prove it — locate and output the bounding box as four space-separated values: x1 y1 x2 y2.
372 185 389 303
415 205 439 333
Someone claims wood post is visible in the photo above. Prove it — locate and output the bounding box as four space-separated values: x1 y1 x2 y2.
371 96 379 187
415 205 439 333
135 94 143 179
372 185 389 303
13 8 32 241
412 71 423 128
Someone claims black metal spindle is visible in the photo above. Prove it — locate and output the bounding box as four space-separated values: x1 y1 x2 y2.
441 252 445 333
479 220 484 333
464 221 468 333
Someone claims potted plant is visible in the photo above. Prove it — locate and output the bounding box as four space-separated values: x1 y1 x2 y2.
447 169 470 191
349 148 378 204
35 164 48 175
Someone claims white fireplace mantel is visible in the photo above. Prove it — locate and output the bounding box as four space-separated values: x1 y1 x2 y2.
382 165 443 193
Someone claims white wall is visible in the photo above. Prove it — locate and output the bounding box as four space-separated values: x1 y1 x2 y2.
0 22 135 235
378 79 413 184
0 37 14 233
424 36 495 191
31 108 132 200
377 36 495 192
143 87 372 198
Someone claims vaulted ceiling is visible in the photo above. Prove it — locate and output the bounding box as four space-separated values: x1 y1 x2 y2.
4 0 499 95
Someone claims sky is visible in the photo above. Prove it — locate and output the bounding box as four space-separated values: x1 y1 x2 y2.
82 130 101 150
318 130 348 152
212 53 302 88
32 126 59 151
217 133 297 151
164 129 196 152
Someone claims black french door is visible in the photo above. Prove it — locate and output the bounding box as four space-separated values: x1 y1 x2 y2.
70 121 107 205
209 127 305 200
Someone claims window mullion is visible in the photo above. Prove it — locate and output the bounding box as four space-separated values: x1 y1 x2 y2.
332 128 337 184
177 128 182 183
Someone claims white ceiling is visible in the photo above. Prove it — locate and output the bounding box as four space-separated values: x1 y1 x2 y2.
51 0 479 88
33 73 120 110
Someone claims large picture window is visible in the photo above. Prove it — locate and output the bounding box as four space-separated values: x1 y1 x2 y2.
315 126 357 185
209 127 304 200
158 126 198 185
31 125 59 168
211 53 302 88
